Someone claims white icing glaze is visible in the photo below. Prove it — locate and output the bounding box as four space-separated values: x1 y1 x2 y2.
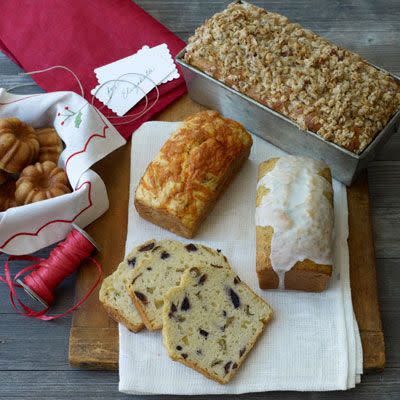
255 156 334 289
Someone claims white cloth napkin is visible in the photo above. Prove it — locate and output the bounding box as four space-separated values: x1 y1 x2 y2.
119 121 363 395
0 89 126 255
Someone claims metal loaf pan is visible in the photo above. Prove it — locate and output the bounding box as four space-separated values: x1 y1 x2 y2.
176 30 400 186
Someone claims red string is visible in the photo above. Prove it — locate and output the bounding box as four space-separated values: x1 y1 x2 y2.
0 228 102 320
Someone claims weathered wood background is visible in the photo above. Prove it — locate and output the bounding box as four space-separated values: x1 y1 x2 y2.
0 1 399 399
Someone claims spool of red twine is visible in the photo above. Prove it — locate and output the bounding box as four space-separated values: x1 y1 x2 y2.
0 225 102 321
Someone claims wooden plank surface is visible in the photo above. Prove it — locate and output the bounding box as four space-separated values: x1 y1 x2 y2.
1 0 399 398
69 95 384 370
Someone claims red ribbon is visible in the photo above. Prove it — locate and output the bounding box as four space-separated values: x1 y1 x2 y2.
0 229 102 320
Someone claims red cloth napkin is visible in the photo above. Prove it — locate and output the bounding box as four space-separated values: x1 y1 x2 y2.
0 0 187 139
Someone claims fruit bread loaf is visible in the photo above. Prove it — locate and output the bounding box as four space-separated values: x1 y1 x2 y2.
99 240 162 332
256 156 334 292
162 264 273 384
184 2 400 154
134 110 253 238
127 239 231 331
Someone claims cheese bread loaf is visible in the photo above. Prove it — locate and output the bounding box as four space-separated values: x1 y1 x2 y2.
134 110 253 238
162 264 273 384
256 156 334 292
99 240 161 332
127 239 230 331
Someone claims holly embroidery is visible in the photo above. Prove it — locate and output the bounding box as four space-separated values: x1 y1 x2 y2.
57 104 87 128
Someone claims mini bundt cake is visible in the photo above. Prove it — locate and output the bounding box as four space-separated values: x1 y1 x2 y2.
15 161 71 205
36 127 63 164
0 179 17 211
0 118 39 173
0 170 7 186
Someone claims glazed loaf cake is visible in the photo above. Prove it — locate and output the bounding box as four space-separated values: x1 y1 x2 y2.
184 2 400 154
135 110 252 238
162 264 273 384
256 156 334 292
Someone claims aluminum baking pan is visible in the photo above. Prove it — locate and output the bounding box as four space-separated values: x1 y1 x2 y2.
176 49 400 186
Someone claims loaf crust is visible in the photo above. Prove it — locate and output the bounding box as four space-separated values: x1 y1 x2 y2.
184 2 400 154
135 110 252 238
256 158 333 292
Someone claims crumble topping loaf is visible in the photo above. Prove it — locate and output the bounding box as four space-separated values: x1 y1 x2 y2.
99 240 161 332
162 264 273 384
134 110 253 238
127 239 231 331
184 2 400 154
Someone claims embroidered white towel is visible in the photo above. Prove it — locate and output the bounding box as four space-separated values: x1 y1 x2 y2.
119 121 363 395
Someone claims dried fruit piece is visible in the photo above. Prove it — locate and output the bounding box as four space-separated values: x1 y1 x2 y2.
181 296 190 311
168 302 177 318
185 244 197 252
134 291 148 304
139 242 155 252
161 251 170 259
239 347 246 357
198 274 207 285
224 361 232 375
199 329 209 338
127 257 136 267
228 288 240 308
233 276 241 284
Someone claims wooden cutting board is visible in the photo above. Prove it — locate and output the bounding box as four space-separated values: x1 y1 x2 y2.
69 95 385 371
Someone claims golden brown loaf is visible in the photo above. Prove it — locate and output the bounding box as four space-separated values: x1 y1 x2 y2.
256 157 333 292
36 127 63 164
0 118 40 173
135 110 253 238
15 161 71 205
184 2 400 154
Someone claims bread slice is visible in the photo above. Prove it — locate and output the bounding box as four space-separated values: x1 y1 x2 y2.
162 264 273 384
127 240 230 331
99 240 160 332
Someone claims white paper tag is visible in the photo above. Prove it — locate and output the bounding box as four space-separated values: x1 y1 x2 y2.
91 44 179 116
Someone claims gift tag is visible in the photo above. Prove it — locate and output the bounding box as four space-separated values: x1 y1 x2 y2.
91 44 179 116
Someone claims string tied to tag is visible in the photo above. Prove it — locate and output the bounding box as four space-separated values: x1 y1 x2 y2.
0 225 102 320
7 65 160 126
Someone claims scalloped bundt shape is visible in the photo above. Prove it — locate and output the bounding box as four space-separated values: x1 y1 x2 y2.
15 161 71 205
36 127 63 164
0 170 7 186
0 118 40 173
0 179 17 212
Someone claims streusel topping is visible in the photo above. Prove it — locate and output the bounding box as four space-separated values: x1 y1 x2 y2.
184 2 400 153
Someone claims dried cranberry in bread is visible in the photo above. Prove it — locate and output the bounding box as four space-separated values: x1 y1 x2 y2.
162 264 273 384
